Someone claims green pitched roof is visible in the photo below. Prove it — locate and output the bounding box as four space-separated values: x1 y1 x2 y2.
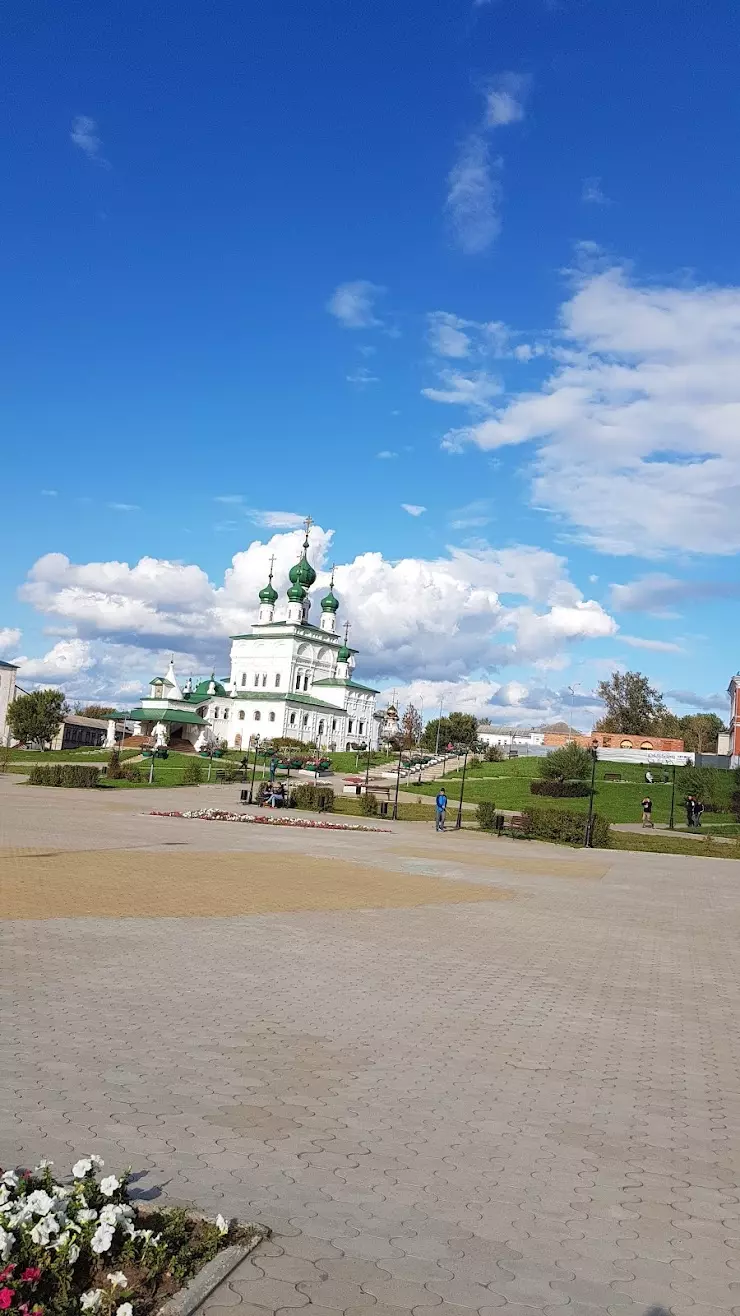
234 691 349 714
127 708 206 725
313 678 380 694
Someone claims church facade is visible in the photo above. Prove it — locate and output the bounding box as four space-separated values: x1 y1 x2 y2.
110 529 381 752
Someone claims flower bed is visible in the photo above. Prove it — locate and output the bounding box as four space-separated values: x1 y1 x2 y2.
149 808 390 832
0 1157 266 1315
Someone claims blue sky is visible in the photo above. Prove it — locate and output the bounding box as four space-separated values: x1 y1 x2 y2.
2 0 739 725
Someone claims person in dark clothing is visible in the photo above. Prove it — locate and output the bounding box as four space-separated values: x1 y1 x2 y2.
641 797 654 828
692 798 704 829
685 795 696 828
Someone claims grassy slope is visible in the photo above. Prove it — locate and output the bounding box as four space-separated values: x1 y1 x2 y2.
5 748 138 762
404 758 735 827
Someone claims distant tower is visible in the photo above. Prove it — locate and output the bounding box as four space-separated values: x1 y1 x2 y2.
286 517 317 624
336 621 352 679
257 555 278 625
319 567 339 634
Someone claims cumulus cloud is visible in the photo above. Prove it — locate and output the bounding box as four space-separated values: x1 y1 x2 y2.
0 628 22 655
427 312 472 359
70 115 109 167
485 73 528 128
422 370 502 408
16 639 95 684
401 504 427 517
386 675 603 731
327 280 385 329
18 530 616 693
248 510 306 529
442 264 740 555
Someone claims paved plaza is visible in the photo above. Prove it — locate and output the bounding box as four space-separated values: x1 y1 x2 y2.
2 776 740 1315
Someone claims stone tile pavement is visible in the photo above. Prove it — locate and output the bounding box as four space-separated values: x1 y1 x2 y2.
2 776 740 1315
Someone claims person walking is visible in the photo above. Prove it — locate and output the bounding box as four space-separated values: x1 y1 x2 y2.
692 797 704 829
685 794 696 829
269 754 278 783
641 796 654 828
435 788 448 832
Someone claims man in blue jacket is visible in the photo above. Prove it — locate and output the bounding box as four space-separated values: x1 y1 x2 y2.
435 788 448 832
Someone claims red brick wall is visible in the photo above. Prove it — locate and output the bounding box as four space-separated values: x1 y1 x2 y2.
543 732 685 751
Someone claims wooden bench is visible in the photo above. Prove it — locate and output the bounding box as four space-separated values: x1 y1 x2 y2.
495 812 529 838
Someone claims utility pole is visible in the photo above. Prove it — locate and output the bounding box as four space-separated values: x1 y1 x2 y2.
584 743 598 847
434 697 443 755
248 734 261 803
669 762 677 830
455 747 469 830
392 745 403 820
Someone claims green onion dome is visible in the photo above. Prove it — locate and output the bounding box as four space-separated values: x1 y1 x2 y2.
321 588 339 613
259 579 278 605
287 580 307 603
288 531 317 590
337 642 351 662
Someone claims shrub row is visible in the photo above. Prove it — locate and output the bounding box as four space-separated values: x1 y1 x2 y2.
28 764 101 788
521 806 611 848
289 782 335 811
530 778 591 798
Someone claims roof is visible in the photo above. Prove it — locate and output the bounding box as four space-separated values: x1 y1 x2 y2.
230 624 357 651
0 659 19 670
313 678 379 694
234 691 352 714
62 714 110 729
127 708 206 725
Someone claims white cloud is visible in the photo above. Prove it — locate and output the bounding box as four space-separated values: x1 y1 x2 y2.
16 639 95 684
376 450 398 460
448 499 493 530
446 135 501 255
610 573 740 614
582 176 610 205
445 264 740 554
107 503 139 512
18 531 616 689
346 366 379 387
0 628 21 655
665 688 728 712
422 370 502 408
427 312 472 359
619 635 685 653
70 115 109 167
327 280 385 329
401 504 427 517
485 73 528 128
247 510 306 529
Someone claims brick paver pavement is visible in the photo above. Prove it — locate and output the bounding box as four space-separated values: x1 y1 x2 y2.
1 776 739 1315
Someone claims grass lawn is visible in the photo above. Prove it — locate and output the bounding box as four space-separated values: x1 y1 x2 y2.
3 747 138 762
608 831 740 860
404 758 736 828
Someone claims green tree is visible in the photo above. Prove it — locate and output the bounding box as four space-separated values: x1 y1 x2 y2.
678 713 726 753
422 712 478 752
6 688 68 749
541 741 593 781
75 703 116 719
595 671 666 734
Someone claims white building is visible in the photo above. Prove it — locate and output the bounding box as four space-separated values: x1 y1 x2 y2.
0 659 19 746
477 726 545 749
110 530 381 752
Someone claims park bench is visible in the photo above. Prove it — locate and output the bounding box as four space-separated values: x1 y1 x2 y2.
508 813 530 839
603 772 622 781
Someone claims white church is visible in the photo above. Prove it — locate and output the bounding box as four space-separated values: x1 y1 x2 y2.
108 526 381 753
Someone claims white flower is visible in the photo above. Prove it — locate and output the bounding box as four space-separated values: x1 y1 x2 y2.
72 1158 93 1179
215 1213 228 1234
30 1214 60 1246
68 1241 80 1265
26 1188 54 1215
107 1272 128 1288
0 1225 14 1261
80 1290 104 1311
0 1171 18 1188
100 1175 120 1197
34 1158 54 1172
77 1207 98 1223
99 1203 132 1226
135 1227 153 1243
90 1155 105 1169
116 1305 134 1316
91 1221 115 1253
0 1186 9 1207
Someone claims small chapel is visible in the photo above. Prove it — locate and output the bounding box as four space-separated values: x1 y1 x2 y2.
109 524 381 753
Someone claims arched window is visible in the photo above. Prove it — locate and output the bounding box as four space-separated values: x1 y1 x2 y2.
253 673 259 687
359 721 364 734
303 674 309 691
318 720 324 735
640 741 654 750
269 712 276 723
238 710 245 721
295 671 302 690
254 711 261 721
289 712 296 726
620 739 633 749
213 708 219 719
303 714 309 726
262 674 267 687
241 673 246 686
275 673 281 688
223 708 229 720
348 720 354 733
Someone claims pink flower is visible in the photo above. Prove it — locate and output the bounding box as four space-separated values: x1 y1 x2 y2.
20 1271 41 1284
0 1287 15 1309
0 1271 14 1284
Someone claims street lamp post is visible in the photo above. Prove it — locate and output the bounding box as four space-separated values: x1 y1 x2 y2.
364 738 372 794
248 735 261 803
434 697 443 756
584 742 598 847
455 747 469 830
669 763 677 830
392 745 404 820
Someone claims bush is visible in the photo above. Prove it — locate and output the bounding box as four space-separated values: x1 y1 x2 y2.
182 758 204 785
520 805 610 848
359 792 379 815
271 736 317 752
106 748 123 779
530 778 591 798
484 744 505 762
732 790 740 822
289 782 335 812
121 763 141 782
469 755 481 769
540 741 593 781
477 801 499 831
27 764 101 788
677 765 729 814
